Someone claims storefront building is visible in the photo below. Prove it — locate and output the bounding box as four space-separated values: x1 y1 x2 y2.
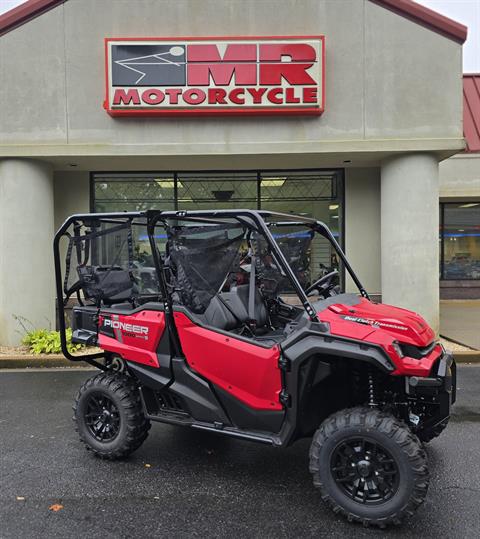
439 75 480 299
0 0 470 345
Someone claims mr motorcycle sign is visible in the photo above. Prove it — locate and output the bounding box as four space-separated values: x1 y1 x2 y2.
104 36 325 116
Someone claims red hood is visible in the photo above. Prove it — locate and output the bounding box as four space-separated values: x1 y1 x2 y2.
319 297 435 348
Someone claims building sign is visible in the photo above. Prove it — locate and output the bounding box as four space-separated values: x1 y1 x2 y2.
104 36 325 116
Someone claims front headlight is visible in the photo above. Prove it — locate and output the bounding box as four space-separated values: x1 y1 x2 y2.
392 340 404 358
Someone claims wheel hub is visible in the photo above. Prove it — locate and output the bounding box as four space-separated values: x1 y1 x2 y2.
84 393 120 442
356 460 372 477
331 437 399 505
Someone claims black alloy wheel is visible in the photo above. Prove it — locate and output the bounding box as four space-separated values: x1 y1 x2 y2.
331 437 399 504
309 407 429 528
73 372 151 459
84 392 121 442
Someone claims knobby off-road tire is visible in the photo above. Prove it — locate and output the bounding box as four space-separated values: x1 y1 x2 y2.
73 372 151 459
309 407 429 528
417 417 449 443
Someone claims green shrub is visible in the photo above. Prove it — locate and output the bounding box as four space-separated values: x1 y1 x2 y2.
22 328 83 355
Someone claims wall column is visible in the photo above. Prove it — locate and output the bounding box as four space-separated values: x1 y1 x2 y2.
381 153 440 332
0 159 55 345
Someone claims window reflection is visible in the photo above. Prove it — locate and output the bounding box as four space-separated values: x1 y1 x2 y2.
441 203 480 280
93 170 344 291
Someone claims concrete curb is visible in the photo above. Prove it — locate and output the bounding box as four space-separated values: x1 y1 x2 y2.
451 351 480 364
1 350 479 369
0 355 84 369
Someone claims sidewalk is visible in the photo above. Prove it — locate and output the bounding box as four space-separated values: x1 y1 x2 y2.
440 300 480 351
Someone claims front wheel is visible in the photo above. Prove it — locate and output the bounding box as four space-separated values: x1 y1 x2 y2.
73 372 151 459
309 407 429 528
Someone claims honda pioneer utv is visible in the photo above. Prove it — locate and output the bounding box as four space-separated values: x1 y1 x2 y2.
54 209 455 527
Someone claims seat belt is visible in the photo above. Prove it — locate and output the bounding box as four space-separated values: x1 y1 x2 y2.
248 250 257 329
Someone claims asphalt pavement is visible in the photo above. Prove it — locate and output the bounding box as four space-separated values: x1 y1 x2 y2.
0 366 479 539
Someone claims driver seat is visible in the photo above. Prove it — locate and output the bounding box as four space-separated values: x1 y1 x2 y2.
233 285 269 334
203 285 285 343
203 286 268 332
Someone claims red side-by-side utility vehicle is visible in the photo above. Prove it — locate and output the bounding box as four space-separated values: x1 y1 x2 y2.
54 209 455 527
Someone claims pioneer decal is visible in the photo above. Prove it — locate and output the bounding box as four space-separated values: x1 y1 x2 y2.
342 316 409 332
104 318 149 335
104 36 325 116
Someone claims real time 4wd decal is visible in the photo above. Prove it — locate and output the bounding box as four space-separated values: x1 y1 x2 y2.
104 36 325 116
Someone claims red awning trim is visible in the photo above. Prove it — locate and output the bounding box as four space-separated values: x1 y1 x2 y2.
370 0 467 44
463 75 480 153
0 0 65 37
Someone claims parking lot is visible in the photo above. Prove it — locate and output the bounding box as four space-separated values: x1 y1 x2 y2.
1 366 479 539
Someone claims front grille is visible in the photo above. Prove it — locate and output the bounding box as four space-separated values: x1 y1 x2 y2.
400 341 436 359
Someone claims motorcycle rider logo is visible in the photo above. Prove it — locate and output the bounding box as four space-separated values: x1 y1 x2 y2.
112 45 186 86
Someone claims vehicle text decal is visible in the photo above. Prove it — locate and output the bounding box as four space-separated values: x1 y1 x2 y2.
342 315 408 331
104 318 149 335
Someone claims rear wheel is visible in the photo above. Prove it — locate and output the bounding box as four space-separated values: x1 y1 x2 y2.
309 407 429 528
73 372 151 459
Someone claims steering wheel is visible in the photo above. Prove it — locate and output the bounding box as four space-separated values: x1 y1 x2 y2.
305 270 339 298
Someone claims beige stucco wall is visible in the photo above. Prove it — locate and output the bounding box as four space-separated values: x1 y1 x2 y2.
0 160 55 345
0 0 464 161
345 167 381 296
381 154 440 331
54 171 90 230
53 170 90 278
440 154 480 199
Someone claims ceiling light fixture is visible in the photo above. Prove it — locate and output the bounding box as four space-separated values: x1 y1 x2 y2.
155 179 182 188
261 178 286 187
329 204 339 210
459 203 479 208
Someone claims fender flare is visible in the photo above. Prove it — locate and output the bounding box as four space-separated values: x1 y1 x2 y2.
282 332 395 374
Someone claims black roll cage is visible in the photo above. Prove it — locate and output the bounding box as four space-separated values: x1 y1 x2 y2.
53 209 369 368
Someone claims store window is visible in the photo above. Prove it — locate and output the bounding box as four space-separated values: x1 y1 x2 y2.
440 202 480 280
92 170 343 289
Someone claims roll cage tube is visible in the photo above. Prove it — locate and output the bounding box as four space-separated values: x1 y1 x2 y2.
264 218 369 301
311 220 370 300
145 211 184 357
53 211 146 367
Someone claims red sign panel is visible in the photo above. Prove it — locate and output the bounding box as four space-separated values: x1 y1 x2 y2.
104 36 325 116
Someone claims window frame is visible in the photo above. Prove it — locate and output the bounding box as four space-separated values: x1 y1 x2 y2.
91 168 344 238
91 168 346 291
440 201 480 281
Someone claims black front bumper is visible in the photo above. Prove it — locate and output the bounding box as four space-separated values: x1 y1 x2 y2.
437 352 456 405
407 351 456 436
